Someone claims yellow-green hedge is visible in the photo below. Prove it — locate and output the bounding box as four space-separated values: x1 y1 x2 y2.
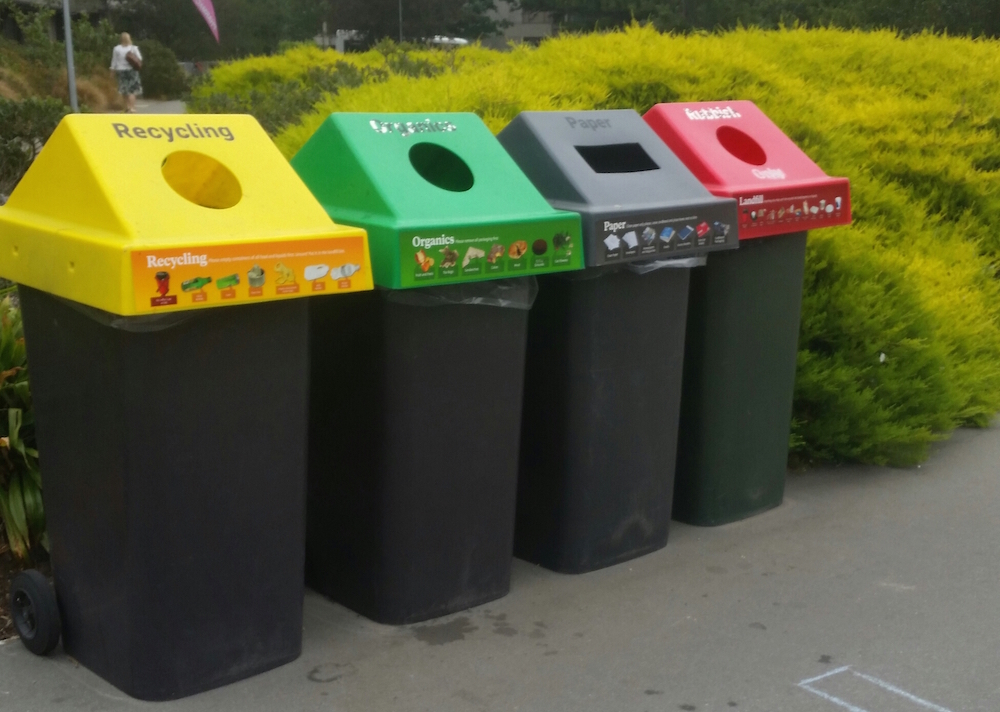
209 26 1000 466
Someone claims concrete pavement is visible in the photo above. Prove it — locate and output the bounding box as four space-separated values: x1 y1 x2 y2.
134 99 185 114
2 422 998 711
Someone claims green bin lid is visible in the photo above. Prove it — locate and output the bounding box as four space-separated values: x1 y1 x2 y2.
291 113 583 289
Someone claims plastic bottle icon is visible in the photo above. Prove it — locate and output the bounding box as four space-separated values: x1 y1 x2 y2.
329 263 361 280
154 272 170 297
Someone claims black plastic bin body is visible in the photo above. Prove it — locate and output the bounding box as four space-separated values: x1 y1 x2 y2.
19 287 309 701
674 233 807 525
306 289 528 624
516 267 690 572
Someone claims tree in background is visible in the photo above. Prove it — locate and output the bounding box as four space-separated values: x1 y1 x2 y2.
110 0 506 60
518 0 998 37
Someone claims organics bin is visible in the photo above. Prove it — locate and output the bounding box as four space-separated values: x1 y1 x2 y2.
644 101 852 525
291 113 583 624
497 110 739 573
0 114 372 700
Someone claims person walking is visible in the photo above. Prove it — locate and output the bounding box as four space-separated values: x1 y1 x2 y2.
110 33 143 113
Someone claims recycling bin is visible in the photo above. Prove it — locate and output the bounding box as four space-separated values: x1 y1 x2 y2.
644 101 852 525
291 113 583 623
0 114 372 700
497 110 739 573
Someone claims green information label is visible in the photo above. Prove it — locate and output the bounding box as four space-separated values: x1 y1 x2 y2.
401 222 582 288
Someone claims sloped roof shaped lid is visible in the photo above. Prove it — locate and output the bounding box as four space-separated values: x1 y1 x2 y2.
643 101 838 194
5 114 339 245
499 110 716 211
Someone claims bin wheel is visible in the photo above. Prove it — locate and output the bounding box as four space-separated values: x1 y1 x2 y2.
10 570 61 656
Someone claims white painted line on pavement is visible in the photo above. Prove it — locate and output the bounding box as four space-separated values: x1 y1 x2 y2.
797 665 955 712
799 666 852 686
851 670 954 712
798 683 870 712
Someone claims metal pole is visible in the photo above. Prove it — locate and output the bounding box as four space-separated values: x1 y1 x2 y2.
62 0 78 112
398 0 403 43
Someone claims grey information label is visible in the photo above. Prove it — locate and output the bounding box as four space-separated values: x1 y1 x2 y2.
594 209 735 265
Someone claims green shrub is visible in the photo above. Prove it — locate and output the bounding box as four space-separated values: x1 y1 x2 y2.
792 230 960 466
195 26 1000 466
0 296 44 561
136 39 188 99
188 60 386 135
187 41 488 135
0 96 68 198
273 26 1000 467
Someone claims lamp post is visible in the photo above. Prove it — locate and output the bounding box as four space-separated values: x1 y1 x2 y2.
62 0 78 112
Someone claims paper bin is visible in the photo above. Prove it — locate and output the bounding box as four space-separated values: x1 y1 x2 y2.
498 110 738 572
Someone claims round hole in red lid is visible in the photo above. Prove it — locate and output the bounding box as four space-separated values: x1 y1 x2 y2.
716 125 767 166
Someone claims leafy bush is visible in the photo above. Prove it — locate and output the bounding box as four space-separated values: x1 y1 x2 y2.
189 60 387 135
136 39 188 99
187 41 488 135
0 296 44 561
0 3 122 108
0 96 67 198
265 25 1000 467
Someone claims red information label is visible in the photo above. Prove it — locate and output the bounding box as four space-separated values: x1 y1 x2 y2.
150 295 178 308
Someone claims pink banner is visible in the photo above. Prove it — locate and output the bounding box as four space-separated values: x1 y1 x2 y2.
191 0 219 43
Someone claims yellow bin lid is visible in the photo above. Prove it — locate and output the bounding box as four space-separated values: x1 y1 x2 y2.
0 114 372 315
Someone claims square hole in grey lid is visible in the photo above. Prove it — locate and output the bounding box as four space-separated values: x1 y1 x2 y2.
498 109 717 212
575 143 659 174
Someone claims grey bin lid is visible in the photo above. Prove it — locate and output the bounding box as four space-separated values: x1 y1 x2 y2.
498 110 740 267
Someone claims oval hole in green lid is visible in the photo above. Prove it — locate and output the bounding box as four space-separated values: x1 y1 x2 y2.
409 142 474 192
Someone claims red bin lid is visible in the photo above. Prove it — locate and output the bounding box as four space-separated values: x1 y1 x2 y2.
644 101 852 240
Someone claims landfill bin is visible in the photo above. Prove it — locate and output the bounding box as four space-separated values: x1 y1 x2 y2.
291 112 583 623
644 101 852 525
497 110 739 573
0 114 372 700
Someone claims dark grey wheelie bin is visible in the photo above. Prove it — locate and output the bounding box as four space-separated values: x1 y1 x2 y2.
497 110 739 573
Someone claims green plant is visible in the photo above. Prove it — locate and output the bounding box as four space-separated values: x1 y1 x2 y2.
0 296 44 560
136 39 188 99
188 59 388 135
0 96 68 197
268 25 1000 467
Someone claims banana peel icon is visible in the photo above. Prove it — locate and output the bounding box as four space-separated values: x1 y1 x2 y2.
274 262 296 286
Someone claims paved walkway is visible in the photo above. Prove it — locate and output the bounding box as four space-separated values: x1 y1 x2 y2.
134 99 185 114
2 423 998 711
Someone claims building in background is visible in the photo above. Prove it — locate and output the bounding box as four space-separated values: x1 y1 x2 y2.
483 0 554 49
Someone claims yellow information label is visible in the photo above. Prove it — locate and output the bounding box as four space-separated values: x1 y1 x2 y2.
131 236 370 314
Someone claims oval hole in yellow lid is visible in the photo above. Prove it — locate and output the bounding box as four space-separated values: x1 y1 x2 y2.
162 151 242 209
